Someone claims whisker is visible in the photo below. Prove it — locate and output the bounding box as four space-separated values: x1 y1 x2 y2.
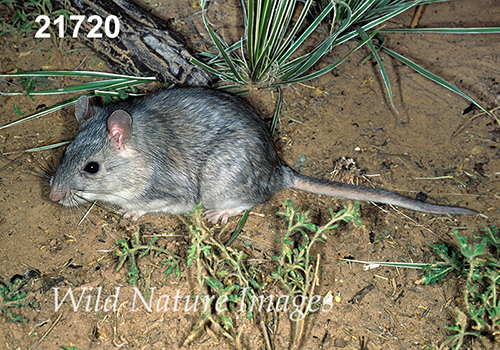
71 193 125 224
0 152 26 174
78 201 97 226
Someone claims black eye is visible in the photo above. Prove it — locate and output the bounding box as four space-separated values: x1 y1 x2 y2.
83 162 100 174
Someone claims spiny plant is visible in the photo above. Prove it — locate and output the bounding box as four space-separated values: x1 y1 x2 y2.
192 0 377 89
192 0 500 119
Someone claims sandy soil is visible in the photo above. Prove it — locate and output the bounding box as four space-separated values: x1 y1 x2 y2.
0 0 499 349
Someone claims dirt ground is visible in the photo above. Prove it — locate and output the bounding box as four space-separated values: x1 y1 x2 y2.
0 0 499 349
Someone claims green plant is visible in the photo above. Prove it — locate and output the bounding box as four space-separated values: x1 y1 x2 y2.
114 227 182 286
180 201 360 349
273 200 361 349
0 275 30 322
422 226 500 349
17 74 48 95
182 203 270 348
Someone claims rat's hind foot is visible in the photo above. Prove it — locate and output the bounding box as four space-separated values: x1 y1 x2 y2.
204 210 229 225
204 207 248 225
121 209 142 222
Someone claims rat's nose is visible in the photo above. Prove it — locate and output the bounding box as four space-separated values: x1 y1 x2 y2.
50 190 63 202
50 185 68 202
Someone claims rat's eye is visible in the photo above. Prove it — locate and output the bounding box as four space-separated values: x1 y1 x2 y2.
83 162 100 174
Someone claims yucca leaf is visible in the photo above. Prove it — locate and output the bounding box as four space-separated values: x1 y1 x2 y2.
270 29 378 87
25 141 72 152
202 20 245 84
273 0 317 66
206 39 246 65
0 70 156 80
246 0 256 71
381 46 497 122
270 86 282 135
349 0 378 25
335 0 426 47
3 79 129 96
277 0 353 80
0 95 82 130
199 0 245 83
355 26 398 114
380 27 500 34
250 0 292 81
0 71 155 96
190 57 241 82
96 80 148 92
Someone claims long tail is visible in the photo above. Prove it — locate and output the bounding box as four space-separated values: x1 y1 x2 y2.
287 170 476 215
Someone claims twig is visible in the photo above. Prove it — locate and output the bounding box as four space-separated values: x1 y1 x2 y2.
410 5 425 28
113 302 129 347
29 312 63 350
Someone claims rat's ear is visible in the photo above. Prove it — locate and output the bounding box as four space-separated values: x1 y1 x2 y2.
107 110 132 151
75 96 94 124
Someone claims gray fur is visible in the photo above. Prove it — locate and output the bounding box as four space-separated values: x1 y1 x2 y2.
49 87 477 224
